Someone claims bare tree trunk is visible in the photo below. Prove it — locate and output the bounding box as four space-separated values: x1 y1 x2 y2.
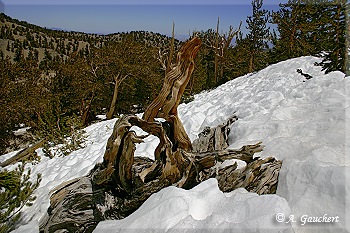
0 139 47 167
143 37 201 151
205 19 241 84
249 54 254 73
106 81 119 120
166 22 175 74
106 73 128 120
41 37 282 233
214 17 220 83
81 92 94 126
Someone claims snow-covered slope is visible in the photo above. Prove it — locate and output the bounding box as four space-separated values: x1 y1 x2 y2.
4 56 349 233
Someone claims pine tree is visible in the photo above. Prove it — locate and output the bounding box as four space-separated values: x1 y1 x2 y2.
271 0 347 73
272 1 303 61
13 47 23 62
244 0 270 73
316 0 347 73
0 164 41 232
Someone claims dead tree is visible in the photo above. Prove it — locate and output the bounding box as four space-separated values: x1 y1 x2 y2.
106 72 128 120
0 139 46 168
206 18 242 82
143 37 202 151
40 37 282 233
157 22 176 75
81 61 99 126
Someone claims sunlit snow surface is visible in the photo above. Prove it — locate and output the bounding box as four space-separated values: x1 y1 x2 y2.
3 56 349 233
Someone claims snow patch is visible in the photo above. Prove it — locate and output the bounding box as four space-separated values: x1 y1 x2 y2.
3 56 348 232
94 179 292 233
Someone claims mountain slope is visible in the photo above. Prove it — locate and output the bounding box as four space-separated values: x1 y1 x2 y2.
4 56 349 233
0 13 180 63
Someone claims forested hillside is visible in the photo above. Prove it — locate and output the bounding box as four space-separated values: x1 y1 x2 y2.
0 0 348 156
0 1 349 232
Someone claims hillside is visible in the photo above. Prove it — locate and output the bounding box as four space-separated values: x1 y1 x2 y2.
2 56 348 233
1 5 347 157
0 13 180 63
0 13 185 155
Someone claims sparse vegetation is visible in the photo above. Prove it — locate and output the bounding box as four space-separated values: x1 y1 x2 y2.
0 0 347 154
0 1 347 232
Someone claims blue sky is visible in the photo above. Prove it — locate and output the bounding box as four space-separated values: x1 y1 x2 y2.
2 0 285 36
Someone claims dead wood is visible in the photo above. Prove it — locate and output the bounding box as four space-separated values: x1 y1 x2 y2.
40 113 281 232
0 139 46 168
40 37 282 233
192 115 237 153
142 37 201 151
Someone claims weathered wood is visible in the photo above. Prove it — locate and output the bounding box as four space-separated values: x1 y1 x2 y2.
40 115 282 233
143 37 201 151
94 114 192 190
0 139 46 167
194 142 263 169
192 115 237 152
40 36 283 233
216 157 282 195
143 37 201 122
118 131 144 192
39 176 97 233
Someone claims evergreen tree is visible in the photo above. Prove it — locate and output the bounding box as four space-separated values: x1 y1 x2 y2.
316 0 347 73
271 1 303 61
241 0 270 73
271 0 324 62
0 164 41 232
232 32 251 76
271 0 347 74
13 47 23 62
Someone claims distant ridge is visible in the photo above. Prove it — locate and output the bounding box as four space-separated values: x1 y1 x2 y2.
174 34 189 42
49 27 66 31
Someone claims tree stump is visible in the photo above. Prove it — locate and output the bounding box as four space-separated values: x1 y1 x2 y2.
39 37 282 233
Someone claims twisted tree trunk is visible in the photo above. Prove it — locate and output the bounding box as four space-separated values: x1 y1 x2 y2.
40 37 282 233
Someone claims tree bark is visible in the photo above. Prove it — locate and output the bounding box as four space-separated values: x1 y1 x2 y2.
81 93 94 127
142 36 201 151
40 37 282 233
106 73 128 120
40 114 281 233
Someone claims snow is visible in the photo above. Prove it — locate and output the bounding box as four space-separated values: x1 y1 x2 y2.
94 179 292 233
13 126 31 136
3 118 118 229
3 56 348 233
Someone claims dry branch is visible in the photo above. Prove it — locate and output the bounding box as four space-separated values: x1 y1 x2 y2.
40 36 282 233
0 139 46 168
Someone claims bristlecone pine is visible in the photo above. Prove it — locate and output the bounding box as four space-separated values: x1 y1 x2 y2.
39 37 282 233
